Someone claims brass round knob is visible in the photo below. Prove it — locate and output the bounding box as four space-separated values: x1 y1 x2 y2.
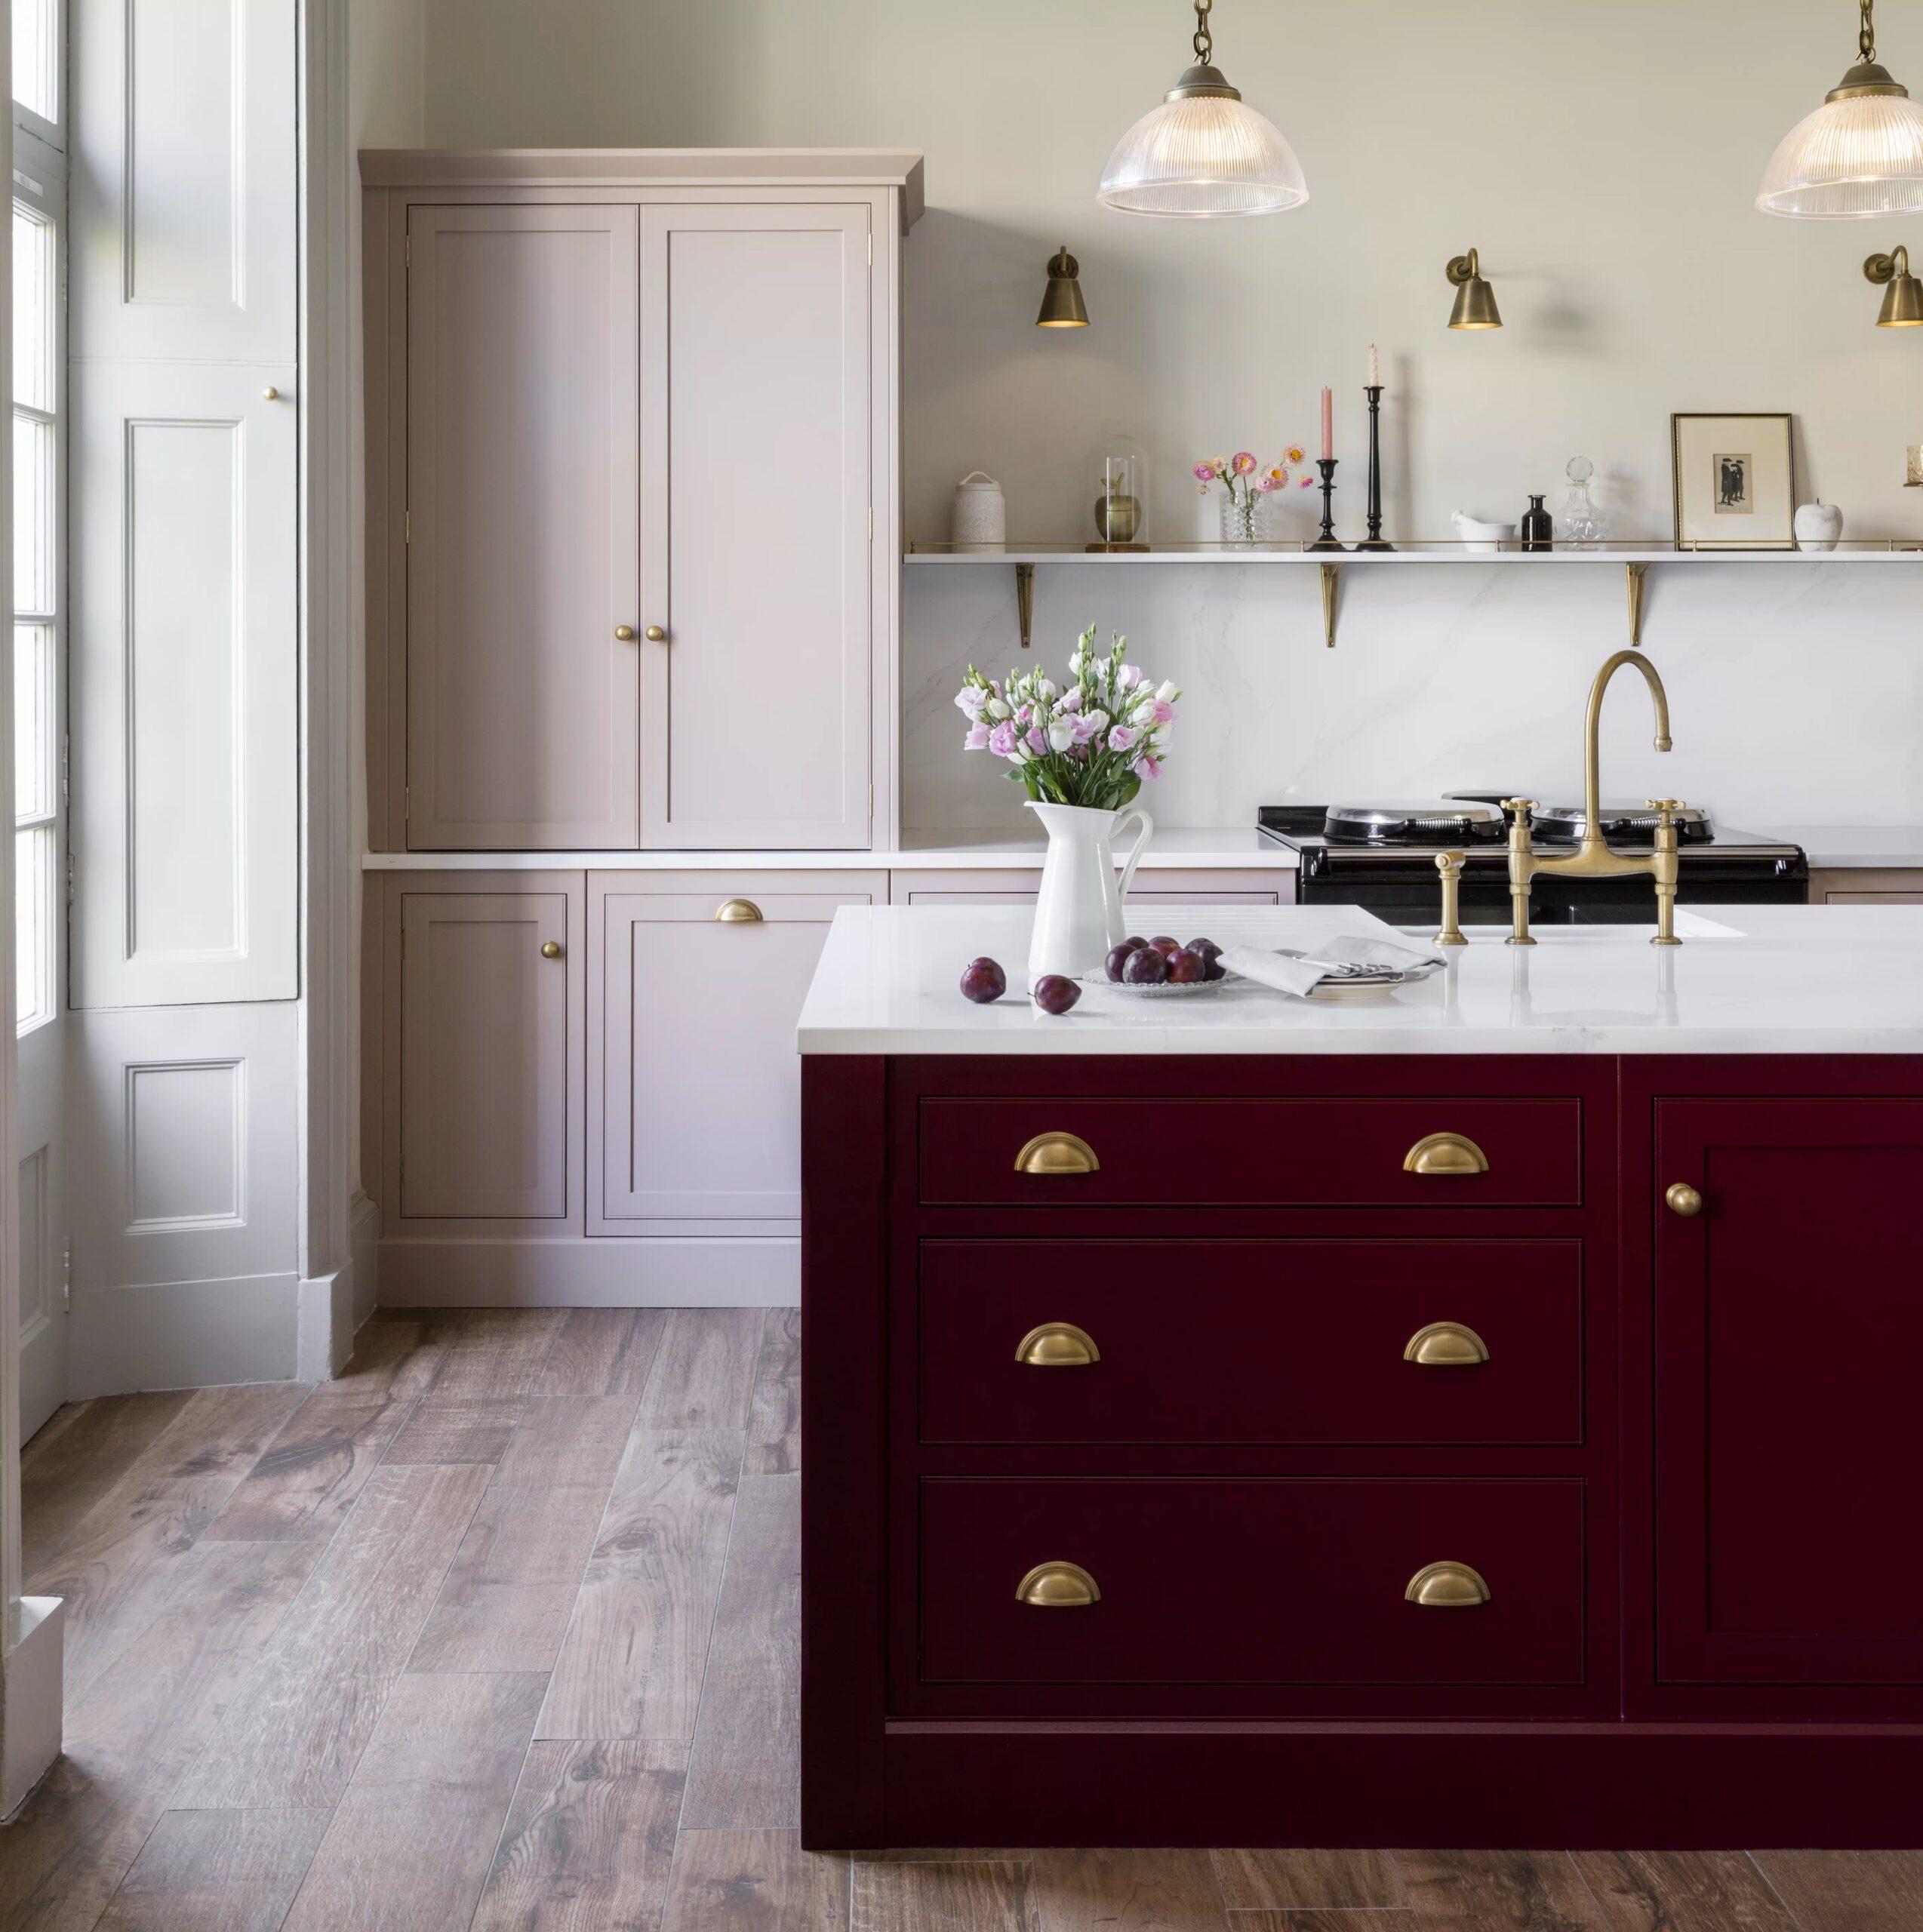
644 625 667 641
1015 1561 1100 1607
261 386 281 401
540 940 562 959
614 625 637 641
1666 1181 1703 1218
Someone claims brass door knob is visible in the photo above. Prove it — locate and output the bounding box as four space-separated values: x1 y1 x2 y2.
644 625 666 641
1015 1321 1100 1367
1014 1131 1099 1176
1403 1321 1490 1367
1403 1131 1490 1176
614 625 637 641
1666 1181 1703 1218
1015 1561 1100 1607
540 940 562 959
1405 1561 1491 1607
714 898 764 923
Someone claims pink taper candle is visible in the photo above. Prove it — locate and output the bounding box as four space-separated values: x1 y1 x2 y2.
1321 386 1333 460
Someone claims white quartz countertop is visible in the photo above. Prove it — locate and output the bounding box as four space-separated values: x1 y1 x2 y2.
360 826 1292 872
1768 826 1923 869
796 904 1923 1056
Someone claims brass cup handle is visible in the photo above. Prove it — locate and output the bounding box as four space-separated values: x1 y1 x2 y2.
1405 1561 1491 1608
1403 1131 1490 1176
1016 1561 1100 1607
1014 1131 1100 1176
1666 1181 1703 1218
715 899 764 924
1403 1321 1490 1367
540 940 562 959
1015 1321 1100 1367
614 625 637 641
644 625 667 641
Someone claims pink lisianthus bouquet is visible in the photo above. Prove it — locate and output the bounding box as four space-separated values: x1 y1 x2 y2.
954 625 1178 811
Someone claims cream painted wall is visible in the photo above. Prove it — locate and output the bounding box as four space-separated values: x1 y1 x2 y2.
412 0 1923 829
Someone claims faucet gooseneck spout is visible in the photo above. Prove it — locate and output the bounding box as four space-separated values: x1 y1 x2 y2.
1578 650 1672 851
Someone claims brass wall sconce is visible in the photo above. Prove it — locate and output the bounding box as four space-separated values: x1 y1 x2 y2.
1866 244 1923 325
1036 245 1089 328
1445 248 1502 331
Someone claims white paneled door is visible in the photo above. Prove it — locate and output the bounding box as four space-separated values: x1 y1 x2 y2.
69 368 299 1007
639 205 872 849
405 205 641 850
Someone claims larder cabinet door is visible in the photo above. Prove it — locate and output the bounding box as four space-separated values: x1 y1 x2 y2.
589 878 878 1232
398 887 582 1221
1654 1095 1923 1684
406 206 641 849
639 205 872 849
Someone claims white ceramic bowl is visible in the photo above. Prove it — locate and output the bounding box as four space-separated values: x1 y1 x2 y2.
1451 512 1513 554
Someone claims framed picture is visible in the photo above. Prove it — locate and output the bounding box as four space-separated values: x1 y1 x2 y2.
1670 413 1795 549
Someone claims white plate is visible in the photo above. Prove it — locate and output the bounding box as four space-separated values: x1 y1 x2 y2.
1081 968 1232 997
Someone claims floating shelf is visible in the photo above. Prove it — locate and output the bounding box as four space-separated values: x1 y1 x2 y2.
903 542 1923 650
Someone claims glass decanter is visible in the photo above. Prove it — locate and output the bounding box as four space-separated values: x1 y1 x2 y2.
1554 457 1608 549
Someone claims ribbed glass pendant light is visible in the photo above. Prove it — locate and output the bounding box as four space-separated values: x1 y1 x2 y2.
1099 0 1306 218
1758 0 1923 217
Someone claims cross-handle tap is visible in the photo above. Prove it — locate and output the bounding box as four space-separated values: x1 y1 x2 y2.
1503 651 1681 947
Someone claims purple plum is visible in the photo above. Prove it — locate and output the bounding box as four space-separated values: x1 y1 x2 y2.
1165 946 1206 984
1187 937 1226 981
1121 945 1168 985
1032 974 1081 1015
1147 934 1183 957
959 956 1006 1004
1105 940 1144 982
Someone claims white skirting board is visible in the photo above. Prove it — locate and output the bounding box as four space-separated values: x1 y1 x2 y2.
377 1236 800 1308
2 1598 65 1819
67 1272 300 1396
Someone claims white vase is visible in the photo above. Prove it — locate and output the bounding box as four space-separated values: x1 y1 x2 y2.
1794 501 1843 552
1025 800 1154 986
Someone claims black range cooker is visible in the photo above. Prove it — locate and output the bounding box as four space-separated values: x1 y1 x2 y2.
1257 796 1808 924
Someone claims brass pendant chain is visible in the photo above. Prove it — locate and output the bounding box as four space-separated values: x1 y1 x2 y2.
1193 0 1213 68
1862 0 1877 66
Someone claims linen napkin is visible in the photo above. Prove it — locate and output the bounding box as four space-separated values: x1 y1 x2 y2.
1220 933 1448 998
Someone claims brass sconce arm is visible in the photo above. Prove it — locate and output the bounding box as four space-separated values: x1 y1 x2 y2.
1445 248 1503 330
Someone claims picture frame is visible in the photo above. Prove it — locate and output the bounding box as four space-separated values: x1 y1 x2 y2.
1670 413 1795 550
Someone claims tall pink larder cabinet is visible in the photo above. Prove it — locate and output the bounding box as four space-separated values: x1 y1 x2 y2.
362 152 920 1308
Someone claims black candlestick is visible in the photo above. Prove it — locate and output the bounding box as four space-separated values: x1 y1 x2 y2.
1308 459 1346 552
1355 384 1395 552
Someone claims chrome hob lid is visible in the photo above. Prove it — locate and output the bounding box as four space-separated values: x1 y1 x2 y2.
1322 801 1506 844
1531 801 1712 844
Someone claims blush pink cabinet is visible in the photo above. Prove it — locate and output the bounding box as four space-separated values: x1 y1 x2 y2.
588 872 879 1235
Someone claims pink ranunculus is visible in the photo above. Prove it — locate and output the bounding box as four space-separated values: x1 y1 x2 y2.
1192 462 1216 482
1133 754 1162 781
1232 452 1257 475
1109 723 1138 752
1152 700 1175 724
987 720 1019 759
1026 724 1048 755
964 722 990 750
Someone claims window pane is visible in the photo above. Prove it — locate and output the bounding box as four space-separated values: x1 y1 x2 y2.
12 204 54 413
15 825 53 1032
14 622 51 823
12 411 52 617
11 0 57 122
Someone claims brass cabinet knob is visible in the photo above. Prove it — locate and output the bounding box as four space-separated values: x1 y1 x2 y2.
1015 1561 1100 1607
1015 1321 1100 1367
540 940 562 959
714 898 764 924
1403 1321 1490 1367
614 625 637 641
1666 1181 1704 1218
1405 1561 1491 1607
644 624 667 641
1014 1131 1100 1176
1403 1131 1490 1176
261 386 281 401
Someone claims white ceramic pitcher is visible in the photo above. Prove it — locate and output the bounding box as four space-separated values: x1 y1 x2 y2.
1025 801 1154 986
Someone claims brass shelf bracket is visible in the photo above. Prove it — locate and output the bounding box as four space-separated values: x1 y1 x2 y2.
1626 561 1648 648
1320 561 1339 648
1014 561 1035 651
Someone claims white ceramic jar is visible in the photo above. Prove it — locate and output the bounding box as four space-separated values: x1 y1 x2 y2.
952 472 1007 552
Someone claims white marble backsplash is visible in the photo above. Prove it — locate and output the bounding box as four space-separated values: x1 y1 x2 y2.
902 560 1923 837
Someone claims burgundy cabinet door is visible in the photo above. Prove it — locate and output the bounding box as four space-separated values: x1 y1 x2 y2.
1654 1096 1923 1683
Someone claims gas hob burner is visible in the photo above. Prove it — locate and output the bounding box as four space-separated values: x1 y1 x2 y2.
1321 801 1507 847
1531 801 1712 846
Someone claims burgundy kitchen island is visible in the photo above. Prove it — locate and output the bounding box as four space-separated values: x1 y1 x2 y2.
796 904 1923 1849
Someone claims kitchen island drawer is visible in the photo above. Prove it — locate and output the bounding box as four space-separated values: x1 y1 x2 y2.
918 1096 1582 1208
918 1238 1582 1445
919 1476 1585 1687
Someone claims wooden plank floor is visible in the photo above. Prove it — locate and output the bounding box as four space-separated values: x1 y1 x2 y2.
7 1308 1923 1931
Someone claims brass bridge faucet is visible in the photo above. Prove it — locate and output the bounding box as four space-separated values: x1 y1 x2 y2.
1502 650 1683 948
